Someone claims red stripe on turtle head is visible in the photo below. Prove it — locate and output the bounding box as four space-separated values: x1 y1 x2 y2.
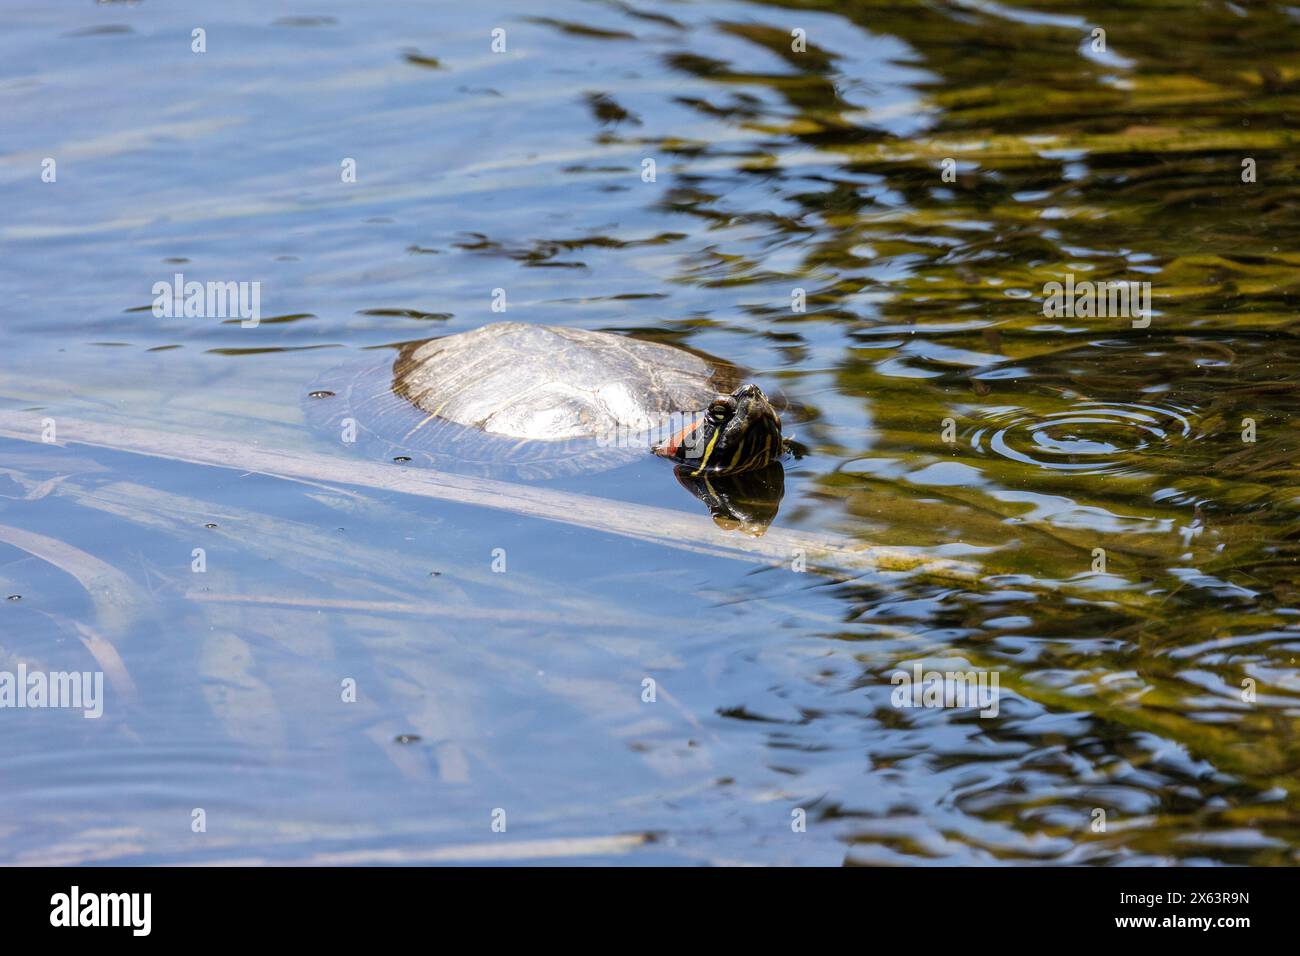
656 417 703 460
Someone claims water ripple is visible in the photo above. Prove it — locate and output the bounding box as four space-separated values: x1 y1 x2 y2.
970 401 1197 475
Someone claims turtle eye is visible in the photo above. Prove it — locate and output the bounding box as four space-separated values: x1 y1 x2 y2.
708 400 734 423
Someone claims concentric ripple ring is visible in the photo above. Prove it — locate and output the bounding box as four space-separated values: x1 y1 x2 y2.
970 401 1196 475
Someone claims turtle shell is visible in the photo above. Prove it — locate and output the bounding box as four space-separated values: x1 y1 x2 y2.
303 322 742 479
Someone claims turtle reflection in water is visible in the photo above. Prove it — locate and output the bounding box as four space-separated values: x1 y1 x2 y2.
304 322 791 533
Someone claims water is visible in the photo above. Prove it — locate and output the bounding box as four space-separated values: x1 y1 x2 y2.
2 0 1299 865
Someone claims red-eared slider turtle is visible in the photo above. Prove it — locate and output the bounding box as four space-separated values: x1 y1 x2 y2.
304 322 786 482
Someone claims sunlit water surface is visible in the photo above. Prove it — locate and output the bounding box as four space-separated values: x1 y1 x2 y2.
2 0 1299 864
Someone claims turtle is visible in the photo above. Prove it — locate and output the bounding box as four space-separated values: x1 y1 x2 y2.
303 322 787 482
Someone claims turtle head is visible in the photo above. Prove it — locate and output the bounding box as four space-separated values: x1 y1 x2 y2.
656 383 784 476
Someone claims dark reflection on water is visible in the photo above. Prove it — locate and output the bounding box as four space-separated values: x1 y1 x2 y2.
1 0 1299 864
674 461 785 534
